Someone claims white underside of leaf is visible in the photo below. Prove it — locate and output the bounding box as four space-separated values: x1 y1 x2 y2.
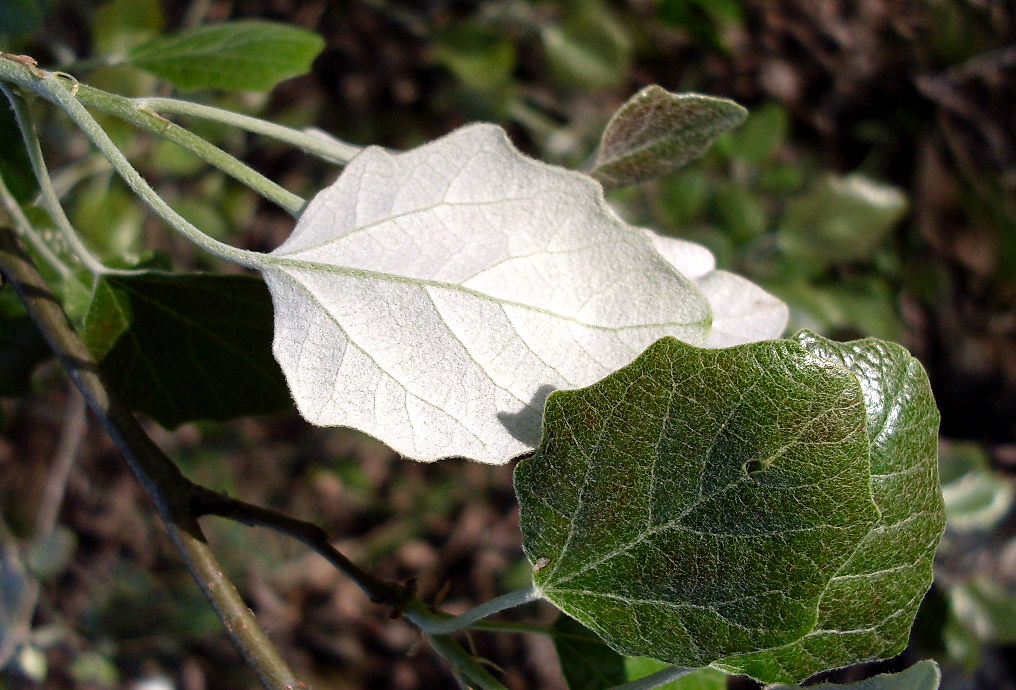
258 123 782 463
642 229 788 348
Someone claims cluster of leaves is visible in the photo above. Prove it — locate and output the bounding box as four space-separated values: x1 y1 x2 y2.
1 3 992 690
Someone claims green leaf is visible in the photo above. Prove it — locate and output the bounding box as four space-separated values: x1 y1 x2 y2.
769 659 940 690
434 21 517 91
718 331 944 683
0 286 50 396
516 336 878 675
541 4 631 90
624 658 726 690
93 0 164 55
777 174 908 267
82 273 292 427
949 576 1016 645
939 442 1013 532
127 20 325 91
590 86 747 189
552 613 628 690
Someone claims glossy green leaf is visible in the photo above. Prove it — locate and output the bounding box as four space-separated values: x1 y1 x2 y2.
516 336 878 675
769 659 940 690
127 20 325 91
552 614 627 690
590 86 747 189
624 658 726 690
718 331 944 683
82 273 292 427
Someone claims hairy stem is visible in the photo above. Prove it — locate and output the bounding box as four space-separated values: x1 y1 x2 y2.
0 227 304 690
0 169 68 278
608 665 695 690
133 96 361 164
74 84 306 215
405 585 542 635
2 83 131 275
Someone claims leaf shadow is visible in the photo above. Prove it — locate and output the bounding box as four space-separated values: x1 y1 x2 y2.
496 384 557 448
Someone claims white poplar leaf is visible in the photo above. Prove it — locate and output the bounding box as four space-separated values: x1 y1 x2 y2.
257 123 718 464
642 229 788 347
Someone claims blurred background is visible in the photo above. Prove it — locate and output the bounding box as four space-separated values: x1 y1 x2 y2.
1 1 1015 688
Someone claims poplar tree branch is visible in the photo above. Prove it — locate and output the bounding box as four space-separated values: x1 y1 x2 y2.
0 226 304 690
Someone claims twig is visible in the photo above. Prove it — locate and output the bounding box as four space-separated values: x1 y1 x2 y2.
34 386 87 540
0 226 304 690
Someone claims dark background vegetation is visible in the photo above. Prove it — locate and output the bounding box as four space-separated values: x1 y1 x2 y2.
2 1 1015 688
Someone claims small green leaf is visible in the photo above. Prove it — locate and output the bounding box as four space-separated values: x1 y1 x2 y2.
434 21 517 91
127 20 325 91
552 614 628 690
718 331 944 683
768 660 940 690
777 174 908 266
949 576 1016 645
939 442 1013 531
541 4 631 90
93 0 165 55
82 273 292 426
625 658 726 690
516 336 878 675
590 86 747 189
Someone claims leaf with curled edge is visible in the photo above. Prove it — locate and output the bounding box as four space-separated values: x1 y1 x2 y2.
590 86 747 189
258 123 721 464
715 331 944 684
642 228 788 348
515 336 879 675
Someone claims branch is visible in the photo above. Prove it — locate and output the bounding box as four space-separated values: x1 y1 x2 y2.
132 96 361 165
0 226 304 690
74 83 306 216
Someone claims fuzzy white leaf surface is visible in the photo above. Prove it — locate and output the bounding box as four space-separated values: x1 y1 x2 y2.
642 228 788 348
259 124 781 463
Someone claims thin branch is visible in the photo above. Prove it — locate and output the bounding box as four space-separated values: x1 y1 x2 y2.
0 59 267 269
2 83 134 276
132 96 361 165
0 167 69 278
404 585 541 635
190 485 409 609
0 226 304 690
74 84 306 216
34 386 88 539
607 665 696 690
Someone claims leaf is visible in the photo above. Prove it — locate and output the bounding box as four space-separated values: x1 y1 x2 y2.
93 0 164 55
641 229 788 348
590 86 747 189
82 273 292 427
127 20 325 91
552 614 628 690
259 123 722 464
768 660 941 690
717 331 944 683
777 174 908 267
938 442 1012 532
515 336 878 674
541 4 631 90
